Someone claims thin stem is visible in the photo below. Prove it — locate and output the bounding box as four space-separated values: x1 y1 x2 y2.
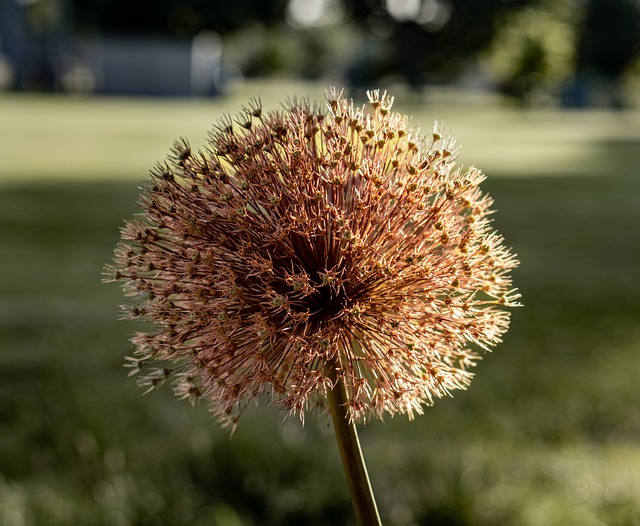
326 363 382 526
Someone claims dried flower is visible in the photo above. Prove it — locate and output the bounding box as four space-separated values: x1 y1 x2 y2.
107 88 520 429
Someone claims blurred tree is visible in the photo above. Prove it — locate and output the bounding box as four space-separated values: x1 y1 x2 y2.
577 0 640 80
342 0 535 88
75 0 288 37
479 0 640 106
74 0 536 77
70 0 640 103
482 3 576 103
572 0 640 107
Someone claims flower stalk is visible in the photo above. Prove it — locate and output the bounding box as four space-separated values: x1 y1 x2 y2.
327 362 382 526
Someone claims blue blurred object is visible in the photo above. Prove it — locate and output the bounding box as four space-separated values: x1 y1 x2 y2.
0 0 74 91
0 0 225 95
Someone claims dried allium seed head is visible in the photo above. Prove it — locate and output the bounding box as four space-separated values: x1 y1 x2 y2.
107 89 520 429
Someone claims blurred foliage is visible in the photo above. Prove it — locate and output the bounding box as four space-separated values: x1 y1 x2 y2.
2 85 640 524
71 0 640 104
482 3 576 103
483 0 640 105
223 23 359 79
5 0 640 104
75 0 289 36
341 0 534 87
576 0 640 80
572 0 640 107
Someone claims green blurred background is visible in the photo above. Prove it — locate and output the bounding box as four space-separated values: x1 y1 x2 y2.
2 1 640 525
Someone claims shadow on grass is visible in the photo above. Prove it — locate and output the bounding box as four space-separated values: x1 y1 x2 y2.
1 174 639 525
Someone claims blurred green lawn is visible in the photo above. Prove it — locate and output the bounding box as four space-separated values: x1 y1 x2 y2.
1 79 640 525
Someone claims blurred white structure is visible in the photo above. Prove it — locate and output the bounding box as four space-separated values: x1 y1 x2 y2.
87 32 225 96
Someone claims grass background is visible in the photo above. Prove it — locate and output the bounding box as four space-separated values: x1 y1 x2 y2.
1 79 640 525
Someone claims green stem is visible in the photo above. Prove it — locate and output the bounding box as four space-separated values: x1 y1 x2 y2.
326 364 382 526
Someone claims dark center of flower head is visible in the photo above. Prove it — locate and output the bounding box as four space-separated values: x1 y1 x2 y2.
262 251 356 331
305 275 350 323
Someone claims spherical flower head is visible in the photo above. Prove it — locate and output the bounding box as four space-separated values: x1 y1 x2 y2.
109 88 520 429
